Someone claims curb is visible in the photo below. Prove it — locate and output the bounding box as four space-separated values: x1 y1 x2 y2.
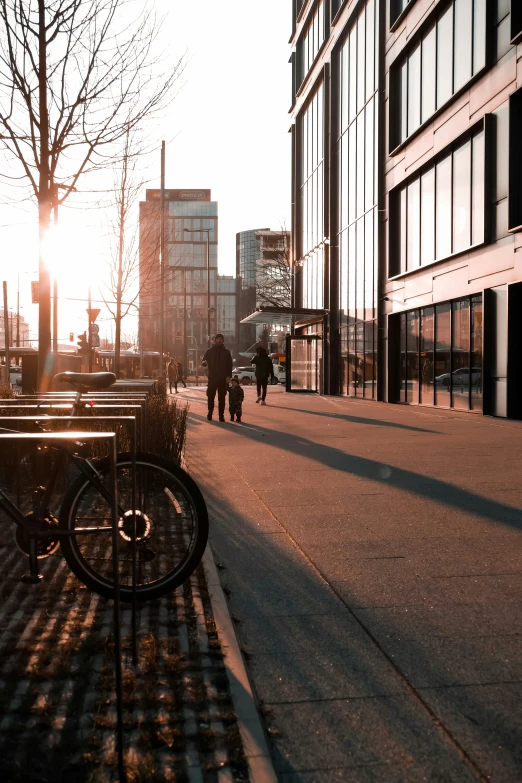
202 545 278 783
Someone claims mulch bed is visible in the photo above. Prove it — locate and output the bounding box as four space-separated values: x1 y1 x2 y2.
0 542 249 783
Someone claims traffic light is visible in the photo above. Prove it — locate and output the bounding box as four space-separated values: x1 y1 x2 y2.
69 332 74 342
77 331 89 355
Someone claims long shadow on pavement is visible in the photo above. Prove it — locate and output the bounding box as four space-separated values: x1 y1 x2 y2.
268 404 441 435
189 411 522 533
192 469 521 781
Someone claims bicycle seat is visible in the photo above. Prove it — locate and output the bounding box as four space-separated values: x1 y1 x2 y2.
53 371 117 390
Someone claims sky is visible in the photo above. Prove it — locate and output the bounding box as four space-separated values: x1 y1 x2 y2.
0 0 292 347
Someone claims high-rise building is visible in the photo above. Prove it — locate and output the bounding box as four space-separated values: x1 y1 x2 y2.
139 189 218 371
284 0 522 416
217 275 239 358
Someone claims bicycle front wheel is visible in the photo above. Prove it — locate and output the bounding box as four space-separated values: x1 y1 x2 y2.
59 452 208 602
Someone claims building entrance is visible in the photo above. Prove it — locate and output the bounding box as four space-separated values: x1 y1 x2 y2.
288 336 322 392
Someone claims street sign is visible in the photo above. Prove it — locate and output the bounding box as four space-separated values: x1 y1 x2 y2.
90 333 100 347
86 308 101 322
90 323 100 334
31 281 39 304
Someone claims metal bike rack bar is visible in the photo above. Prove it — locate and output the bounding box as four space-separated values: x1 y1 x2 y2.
0 431 126 781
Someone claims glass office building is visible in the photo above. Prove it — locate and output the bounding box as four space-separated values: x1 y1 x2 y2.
289 0 522 418
139 189 218 371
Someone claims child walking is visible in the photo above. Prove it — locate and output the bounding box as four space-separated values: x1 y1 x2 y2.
228 376 244 422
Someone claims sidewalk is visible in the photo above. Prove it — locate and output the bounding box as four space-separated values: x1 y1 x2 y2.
183 386 522 782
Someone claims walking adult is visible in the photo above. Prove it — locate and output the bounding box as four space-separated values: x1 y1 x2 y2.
202 333 233 422
167 359 178 394
252 346 275 405
176 360 187 388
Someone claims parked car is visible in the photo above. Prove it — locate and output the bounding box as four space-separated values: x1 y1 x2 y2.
273 364 286 385
1 364 22 386
231 366 257 385
435 367 481 389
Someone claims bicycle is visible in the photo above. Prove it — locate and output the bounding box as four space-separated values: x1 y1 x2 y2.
0 371 208 602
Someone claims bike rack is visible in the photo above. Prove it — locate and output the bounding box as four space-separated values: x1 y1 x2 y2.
0 429 131 782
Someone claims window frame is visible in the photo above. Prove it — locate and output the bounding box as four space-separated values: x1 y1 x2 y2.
296 0 328 92
508 87 522 233
390 0 420 31
388 0 492 155
511 0 522 45
388 118 491 280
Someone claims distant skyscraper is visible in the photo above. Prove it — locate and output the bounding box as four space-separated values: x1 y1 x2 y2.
139 189 218 371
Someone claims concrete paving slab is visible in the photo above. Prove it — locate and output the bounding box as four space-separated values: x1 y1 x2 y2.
266 695 477 776
420 683 522 781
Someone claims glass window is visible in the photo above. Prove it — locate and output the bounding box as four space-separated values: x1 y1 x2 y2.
436 155 452 259
348 224 356 319
364 210 374 320
365 0 375 100
473 0 487 72
407 45 421 137
399 187 407 275
365 100 374 211
407 310 420 403
341 133 348 230
435 303 451 406
400 60 408 144
357 113 365 218
357 11 366 113
421 27 436 124
472 130 485 245
437 6 453 109
341 43 349 132
421 169 435 267
407 179 420 270
452 298 470 410
349 122 356 224
453 140 471 253
356 218 365 318
400 312 407 402
349 26 357 123
454 0 473 92
420 307 435 405
470 295 483 411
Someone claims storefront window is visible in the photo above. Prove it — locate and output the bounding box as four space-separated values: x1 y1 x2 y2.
398 295 482 409
435 303 451 407
420 307 434 404
470 296 483 410
452 298 470 409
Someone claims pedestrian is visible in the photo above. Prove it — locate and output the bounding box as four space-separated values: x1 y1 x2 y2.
167 359 178 394
228 376 244 423
176 361 187 388
252 346 275 405
202 333 233 422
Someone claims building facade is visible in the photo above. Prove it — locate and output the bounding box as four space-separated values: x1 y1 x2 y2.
139 189 218 372
0 310 31 349
217 275 239 359
236 228 291 352
290 0 522 417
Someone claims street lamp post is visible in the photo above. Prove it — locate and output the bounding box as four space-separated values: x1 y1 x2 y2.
183 227 211 348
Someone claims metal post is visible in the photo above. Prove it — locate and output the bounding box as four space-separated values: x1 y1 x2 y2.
159 141 166 378
183 270 187 379
3 281 10 386
109 434 125 781
206 230 211 348
52 202 58 356
16 275 20 348
88 286 93 373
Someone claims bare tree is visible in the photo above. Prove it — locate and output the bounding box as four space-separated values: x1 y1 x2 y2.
255 231 291 308
0 0 182 385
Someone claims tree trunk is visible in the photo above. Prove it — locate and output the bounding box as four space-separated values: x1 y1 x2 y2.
38 0 51 390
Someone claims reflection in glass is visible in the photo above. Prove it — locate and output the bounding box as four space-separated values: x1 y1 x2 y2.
452 299 470 410
472 131 485 246
421 169 435 267
407 311 420 403
400 313 407 402
435 303 451 406
421 27 436 124
407 45 421 137
437 7 453 109
454 0 472 93
473 0 486 74
357 10 366 114
436 155 452 259
470 296 483 411
407 179 420 270
364 321 374 398
356 218 365 319
453 141 471 253
420 307 434 405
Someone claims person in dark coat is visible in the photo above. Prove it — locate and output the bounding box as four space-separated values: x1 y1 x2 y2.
202 333 233 421
176 361 187 388
228 376 244 422
167 359 178 394
252 346 275 405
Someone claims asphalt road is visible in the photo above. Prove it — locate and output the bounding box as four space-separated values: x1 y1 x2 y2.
180 385 522 782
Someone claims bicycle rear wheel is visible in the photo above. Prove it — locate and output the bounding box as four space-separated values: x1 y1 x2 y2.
59 452 208 602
